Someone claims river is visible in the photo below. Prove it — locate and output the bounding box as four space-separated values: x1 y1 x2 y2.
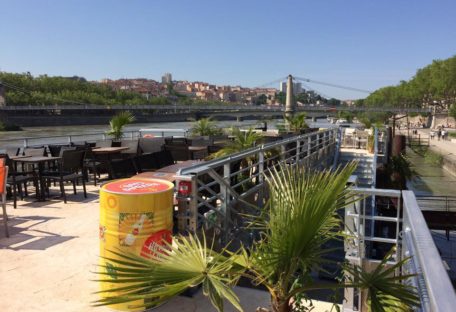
406 146 456 196
0 118 340 149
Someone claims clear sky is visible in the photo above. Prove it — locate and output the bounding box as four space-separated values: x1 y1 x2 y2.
1 0 455 99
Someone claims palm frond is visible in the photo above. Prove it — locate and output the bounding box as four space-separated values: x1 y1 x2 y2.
190 118 222 136
209 128 262 159
107 111 135 140
93 233 245 312
344 248 420 312
250 163 357 287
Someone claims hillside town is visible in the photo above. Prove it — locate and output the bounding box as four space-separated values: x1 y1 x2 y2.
99 73 337 106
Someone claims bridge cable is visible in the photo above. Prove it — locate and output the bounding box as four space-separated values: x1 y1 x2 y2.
294 76 372 94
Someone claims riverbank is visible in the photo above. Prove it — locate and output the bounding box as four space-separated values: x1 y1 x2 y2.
399 128 456 178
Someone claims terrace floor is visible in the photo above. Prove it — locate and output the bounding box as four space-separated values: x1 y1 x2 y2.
0 182 340 312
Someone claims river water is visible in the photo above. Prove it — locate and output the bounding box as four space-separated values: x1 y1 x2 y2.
0 118 339 149
406 146 456 196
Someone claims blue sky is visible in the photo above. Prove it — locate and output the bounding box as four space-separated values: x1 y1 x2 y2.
1 0 455 99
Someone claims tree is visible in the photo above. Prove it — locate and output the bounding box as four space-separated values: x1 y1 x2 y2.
107 111 135 140
276 92 286 105
255 94 267 105
450 103 456 120
363 55 456 111
94 164 419 312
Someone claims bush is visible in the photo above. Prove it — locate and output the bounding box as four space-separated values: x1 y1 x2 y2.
0 121 22 131
424 150 443 166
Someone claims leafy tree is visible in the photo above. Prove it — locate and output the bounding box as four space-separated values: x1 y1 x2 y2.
363 55 456 112
276 92 286 105
255 94 267 105
450 103 456 119
327 98 341 106
94 164 419 312
107 111 135 140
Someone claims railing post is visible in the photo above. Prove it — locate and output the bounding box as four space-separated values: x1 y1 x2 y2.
68 135 72 145
280 144 286 162
188 176 199 233
306 135 312 166
220 163 231 244
296 138 301 163
23 138 28 148
258 149 265 208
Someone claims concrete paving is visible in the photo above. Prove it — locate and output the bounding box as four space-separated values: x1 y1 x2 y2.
0 182 339 312
399 128 456 163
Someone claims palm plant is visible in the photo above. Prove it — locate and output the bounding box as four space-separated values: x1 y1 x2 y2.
209 128 263 192
210 128 262 159
284 112 308 133
190 118 222 136
344 248 419 312
107 111 135 141
387 153 413 190
94 164 418 312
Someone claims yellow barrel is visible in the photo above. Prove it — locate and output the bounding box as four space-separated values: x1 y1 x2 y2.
99 178 174 311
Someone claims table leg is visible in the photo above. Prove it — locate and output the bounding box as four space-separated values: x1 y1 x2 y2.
37 162 46 201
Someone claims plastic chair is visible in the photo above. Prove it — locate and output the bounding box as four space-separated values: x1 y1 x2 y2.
0 165 9 237
0 154 39 208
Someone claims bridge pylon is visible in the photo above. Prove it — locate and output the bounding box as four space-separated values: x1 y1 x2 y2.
285 74 295 119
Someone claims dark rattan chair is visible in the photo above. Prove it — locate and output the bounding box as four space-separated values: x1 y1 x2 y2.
42 150 87 203
109 158 138 179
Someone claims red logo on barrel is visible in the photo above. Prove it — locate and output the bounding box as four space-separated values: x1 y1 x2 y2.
140 230 172 259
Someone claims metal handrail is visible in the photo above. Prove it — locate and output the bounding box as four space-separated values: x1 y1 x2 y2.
402 191 456 312
0 104 432 113
180 128 337 176
176 128 338 239
0 128 191 148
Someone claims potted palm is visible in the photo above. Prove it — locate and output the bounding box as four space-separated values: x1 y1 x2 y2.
190 117 222 137
284 112 309 134
210 128 262 193
94 164 418 312
107 111 135 144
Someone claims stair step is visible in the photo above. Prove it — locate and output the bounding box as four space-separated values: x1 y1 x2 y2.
340 157 374 162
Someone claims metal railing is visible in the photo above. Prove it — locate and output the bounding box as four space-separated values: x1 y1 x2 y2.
175 128 338 242
0 104 432 113
402 191 456 312
0 128 189 149
344 187 456 311
416 195 456 212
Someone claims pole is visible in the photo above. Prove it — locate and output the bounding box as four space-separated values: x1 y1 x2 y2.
285 75 295 120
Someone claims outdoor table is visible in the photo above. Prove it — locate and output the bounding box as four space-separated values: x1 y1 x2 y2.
134 171 177 182
91 146 130 179
13 156 61 201
156 160 205 174
91 146 130 155
188 146 208 160
9 155 32 160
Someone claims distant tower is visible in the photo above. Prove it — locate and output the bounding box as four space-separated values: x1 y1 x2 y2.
280 80 301 95
161 73 172 84
285 75 295 118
